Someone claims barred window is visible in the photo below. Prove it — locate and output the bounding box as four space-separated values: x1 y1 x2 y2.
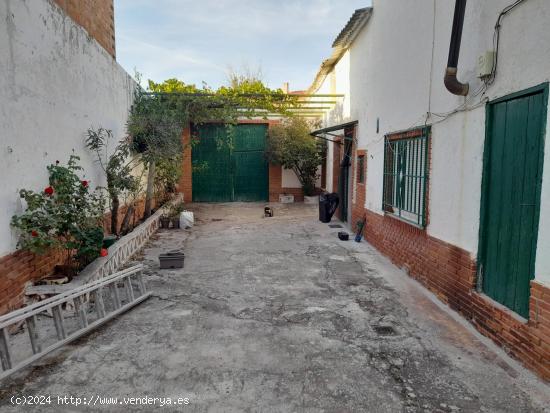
382 127 429 227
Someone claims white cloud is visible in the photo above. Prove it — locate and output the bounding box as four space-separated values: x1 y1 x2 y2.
115 0 369 89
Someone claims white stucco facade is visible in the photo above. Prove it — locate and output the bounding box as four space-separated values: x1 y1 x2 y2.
0 0 136 256
315 0 550 285
315 50 352 193
281 167 322 189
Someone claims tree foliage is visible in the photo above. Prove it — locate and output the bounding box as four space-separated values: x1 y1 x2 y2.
127 76 299 217
266 118 323 196
85 128 142 235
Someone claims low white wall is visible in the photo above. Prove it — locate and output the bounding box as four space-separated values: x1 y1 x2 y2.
281 168 301 188
281 167 322 189
0 0 136 256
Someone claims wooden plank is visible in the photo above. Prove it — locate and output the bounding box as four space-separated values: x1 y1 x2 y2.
0 293 152 381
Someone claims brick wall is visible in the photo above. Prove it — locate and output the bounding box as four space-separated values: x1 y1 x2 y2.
362 211 550 380
178 126 193 202
350 149 366 231
356 124 550 380
268 163 282 202
0 197 156 316
0 249 66 315
102 197 155 235
52 0 116 58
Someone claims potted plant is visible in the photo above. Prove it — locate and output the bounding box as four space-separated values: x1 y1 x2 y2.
160 214 171 229
168 201 185 229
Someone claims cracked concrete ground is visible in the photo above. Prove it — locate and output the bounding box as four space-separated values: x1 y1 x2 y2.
1 203 549 412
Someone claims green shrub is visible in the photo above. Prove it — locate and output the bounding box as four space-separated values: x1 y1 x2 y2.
266 118 323 196
11 155 106 271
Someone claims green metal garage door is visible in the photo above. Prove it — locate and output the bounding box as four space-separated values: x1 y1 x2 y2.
192 124 268 202
479 84 547 318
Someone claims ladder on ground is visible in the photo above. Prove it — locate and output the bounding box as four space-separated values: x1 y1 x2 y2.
0 265 151 380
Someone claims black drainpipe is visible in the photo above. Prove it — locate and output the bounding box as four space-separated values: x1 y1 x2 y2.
444 0 469 96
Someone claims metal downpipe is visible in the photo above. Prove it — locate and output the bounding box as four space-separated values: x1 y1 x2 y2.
444 0 469 96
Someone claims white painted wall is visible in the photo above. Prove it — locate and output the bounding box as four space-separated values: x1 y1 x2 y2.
316 0 550 284
0 0 136 256
317 50 352 127
282 168 301 188
315 50 353 193
281 167 322 189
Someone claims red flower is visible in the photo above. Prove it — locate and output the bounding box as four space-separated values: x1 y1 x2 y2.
81 180 89 187
31 230 38 237
44 186 54 196
100 248 108 257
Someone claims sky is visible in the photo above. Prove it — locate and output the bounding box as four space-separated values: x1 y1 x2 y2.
114 0 368 91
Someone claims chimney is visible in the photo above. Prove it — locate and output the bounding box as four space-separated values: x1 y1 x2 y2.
282 82 290 94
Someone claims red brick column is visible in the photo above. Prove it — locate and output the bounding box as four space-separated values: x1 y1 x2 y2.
351 149 367 231
269 164 282 202
178 126 193 202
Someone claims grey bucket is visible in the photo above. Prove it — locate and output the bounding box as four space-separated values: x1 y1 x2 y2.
159 250 185 269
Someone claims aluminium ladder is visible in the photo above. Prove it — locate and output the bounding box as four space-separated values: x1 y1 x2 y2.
0 264 151 380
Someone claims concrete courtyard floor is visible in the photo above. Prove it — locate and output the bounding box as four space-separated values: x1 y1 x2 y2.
1 202 549 412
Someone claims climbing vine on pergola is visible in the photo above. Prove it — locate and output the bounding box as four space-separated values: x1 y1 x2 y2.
126 78 302 217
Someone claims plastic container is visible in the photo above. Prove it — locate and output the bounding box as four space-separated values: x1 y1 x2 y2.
319 192 339 223
159 250 185 269
180 211 194 229
338 232 349 241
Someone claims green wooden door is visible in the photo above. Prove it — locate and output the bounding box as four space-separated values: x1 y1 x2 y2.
192 124 233 202
233 124 269 201
480 84 547 318
192 124 268 202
